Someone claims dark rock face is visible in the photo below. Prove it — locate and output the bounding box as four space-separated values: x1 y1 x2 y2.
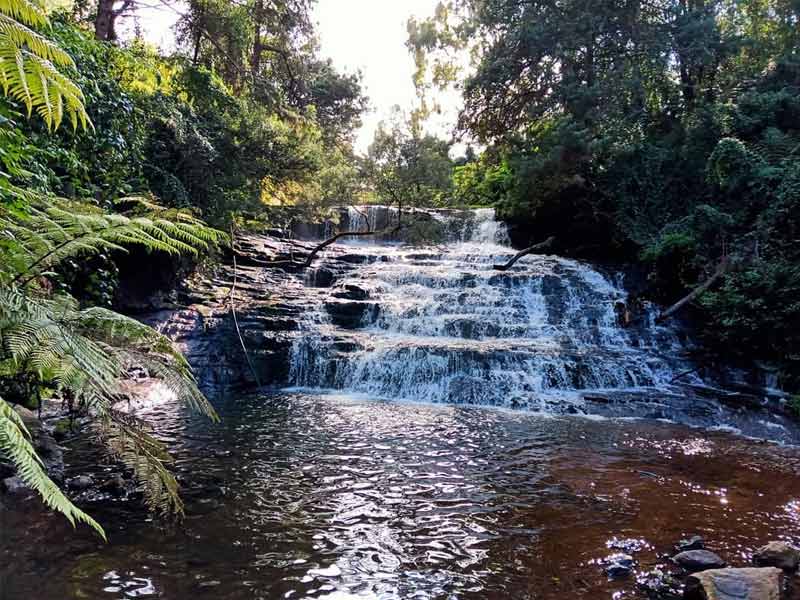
684 567 782 600
135 234 371 395
331 284 371 301
308 267 335 288
324 300 374 328
673 550 727 572
753 541 800 571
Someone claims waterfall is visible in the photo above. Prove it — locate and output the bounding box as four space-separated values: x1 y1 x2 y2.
288 207 700 411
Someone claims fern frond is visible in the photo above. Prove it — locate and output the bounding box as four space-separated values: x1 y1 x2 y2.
0 395 106 538
0 198 226 285
96 413 183 517
0 0 48 29
0 5 88 130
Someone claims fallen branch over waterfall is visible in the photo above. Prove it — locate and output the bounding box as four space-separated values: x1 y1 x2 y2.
259 201 405 269
492 237 555 271
656 256 730 323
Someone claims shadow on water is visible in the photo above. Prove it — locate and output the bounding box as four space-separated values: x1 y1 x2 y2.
2 392 800 599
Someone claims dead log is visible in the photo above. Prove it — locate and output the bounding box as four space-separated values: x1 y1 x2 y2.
656 256 730 323
493 237 555 271
260 201 405 269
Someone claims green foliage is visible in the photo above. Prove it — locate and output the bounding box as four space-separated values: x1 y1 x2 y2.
0 0 88 130
367 112 454 208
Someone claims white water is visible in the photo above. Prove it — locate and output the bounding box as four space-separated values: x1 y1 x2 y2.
288 208 701 412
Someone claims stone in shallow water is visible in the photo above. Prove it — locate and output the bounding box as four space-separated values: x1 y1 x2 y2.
603 553 635 578
673 549 727 572
753 541 800 571
683 567 782 600
67 475 93 490
676 535 706 552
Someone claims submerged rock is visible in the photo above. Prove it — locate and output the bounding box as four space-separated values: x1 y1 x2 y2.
186 497 222 515
67 475 93 490
683 567 782 600
673 550 727 572
2 476 27 495
100 474 127 497
753 541 800 571
676 536 706 552
603 553 635 578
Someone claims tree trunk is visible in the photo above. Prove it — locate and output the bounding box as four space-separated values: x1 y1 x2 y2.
95 0 117 41
251 0 264 81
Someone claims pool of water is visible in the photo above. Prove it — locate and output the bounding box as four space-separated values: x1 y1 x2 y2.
2 392 800 599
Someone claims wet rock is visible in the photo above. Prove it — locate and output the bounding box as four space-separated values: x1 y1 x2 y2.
604 553 635 578
335 253 371 264
186 497 221 515
331 340 363 353
68 475 93 491
332 284 370 301
2 476 28 495
676 536 706 552
637 568 682 599
673 550 727 572
100 474 127 497
309 267 335 288
684 567 782 600
753 541 800 571
324 300 372 328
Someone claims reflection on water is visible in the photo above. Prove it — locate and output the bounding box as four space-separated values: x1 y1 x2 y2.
2 392 800 599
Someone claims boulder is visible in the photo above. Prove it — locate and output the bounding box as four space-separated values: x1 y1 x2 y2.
100 474 127 497
753 541 800 572
684 567 782 600
673 550 727 572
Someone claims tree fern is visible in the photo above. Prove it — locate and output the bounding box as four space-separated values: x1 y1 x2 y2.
0 195 226 285
0 0 224 537
0 0 89 129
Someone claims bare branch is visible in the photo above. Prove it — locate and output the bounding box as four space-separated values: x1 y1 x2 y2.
656 256 730 323
493 237 555 271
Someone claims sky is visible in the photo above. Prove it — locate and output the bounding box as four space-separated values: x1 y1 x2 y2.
312 0 459 154
127 0 460 155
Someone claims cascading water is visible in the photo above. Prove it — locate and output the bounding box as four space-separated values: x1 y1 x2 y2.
288 207 711 415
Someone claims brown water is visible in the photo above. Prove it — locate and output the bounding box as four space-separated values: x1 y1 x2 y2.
2 392 800 599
